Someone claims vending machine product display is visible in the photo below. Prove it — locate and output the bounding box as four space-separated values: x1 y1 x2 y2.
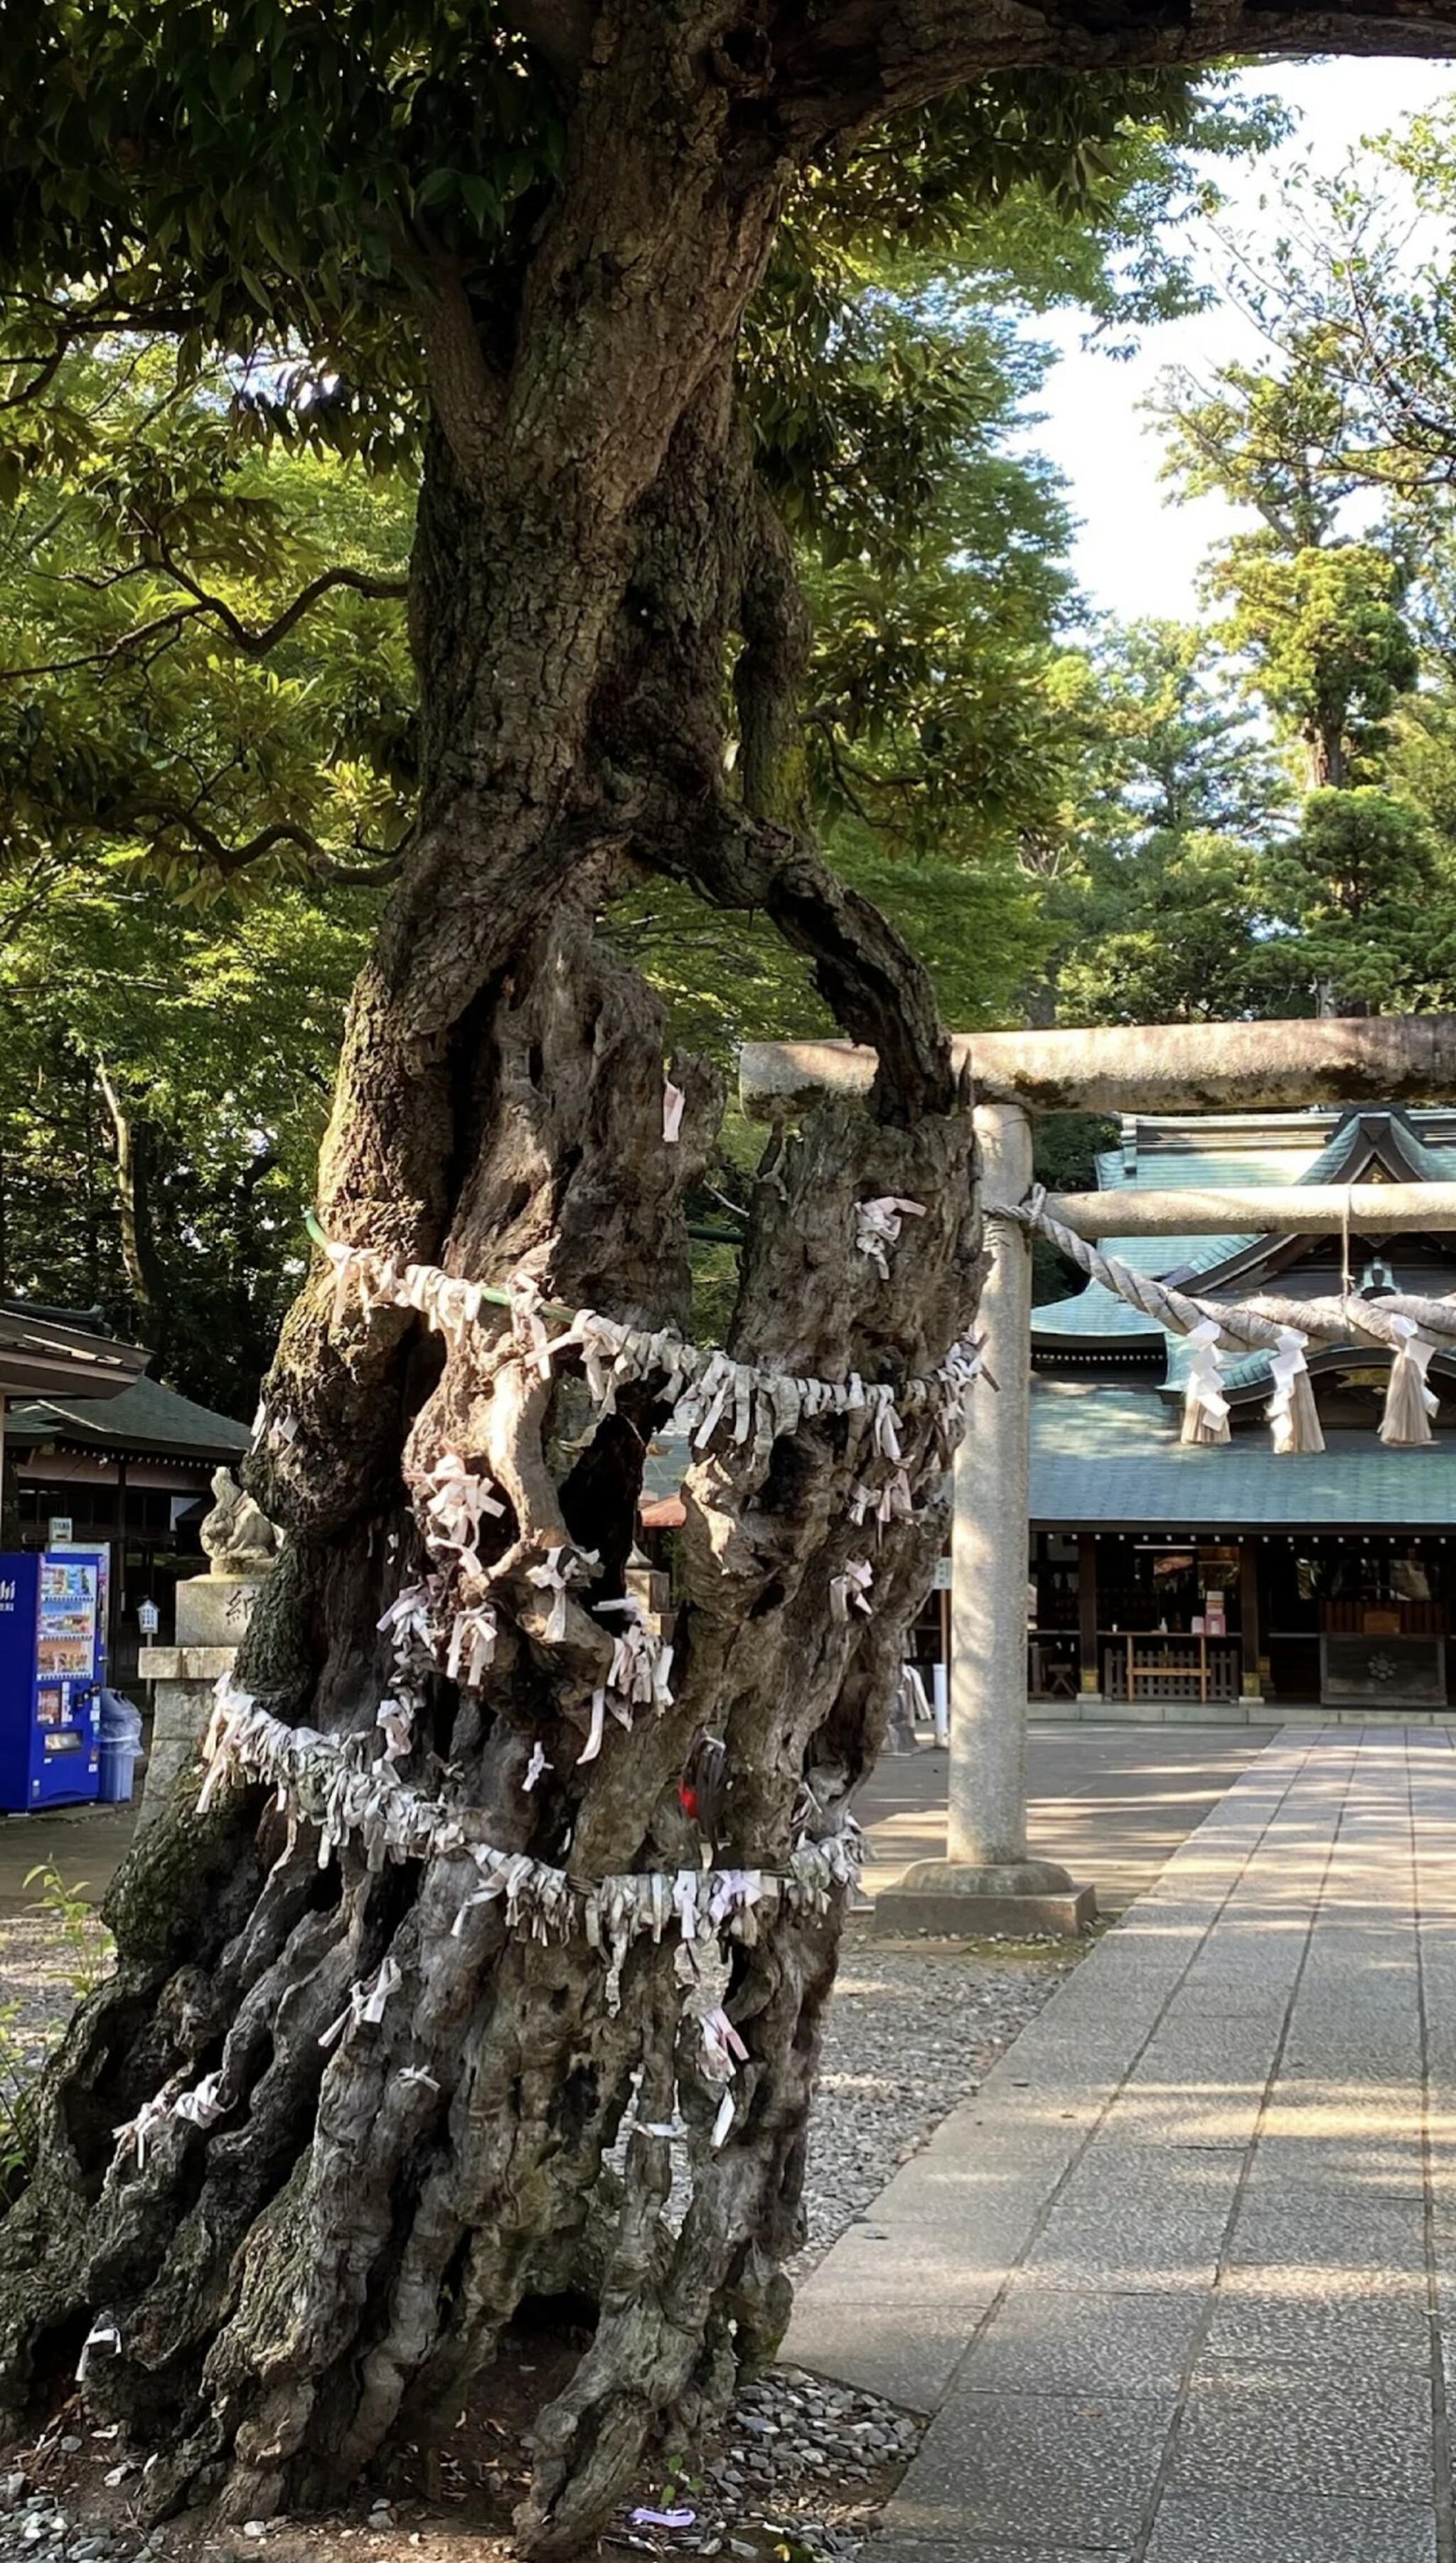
0 1551 105 1810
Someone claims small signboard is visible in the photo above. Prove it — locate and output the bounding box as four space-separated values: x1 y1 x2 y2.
137 1600 160 1637
47 1517 73 1546
932 1556 953 1590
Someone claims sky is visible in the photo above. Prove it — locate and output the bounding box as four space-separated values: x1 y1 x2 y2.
1039 58 1456 625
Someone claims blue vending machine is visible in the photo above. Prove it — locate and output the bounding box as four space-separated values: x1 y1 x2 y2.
0 1551 104 1811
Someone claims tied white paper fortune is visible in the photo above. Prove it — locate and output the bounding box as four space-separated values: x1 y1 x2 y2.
1268 1327 1325 1456
700 2004 750 2148
413 1450 505 1566
1381 1313 1440 1448
663 1079 686 1144
855 1194 926 1280
172 2071 228 2132
320 1954 403 2050
830 1558 874 1624
596 1593 674 1714
77 2318 121 2383
445 1600 498 1689
522 1740 552 1793
376 1698 414 1762
848 1467 914 1531
526 1543 599 1644
1181 1318 1231 1448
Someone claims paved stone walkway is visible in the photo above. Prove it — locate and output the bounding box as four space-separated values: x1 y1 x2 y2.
785 1725 1456 2562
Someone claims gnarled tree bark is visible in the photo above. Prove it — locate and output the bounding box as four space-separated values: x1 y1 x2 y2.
6 0 1456 2548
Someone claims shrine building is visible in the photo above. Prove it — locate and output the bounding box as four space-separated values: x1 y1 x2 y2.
1028 1105 1456 1720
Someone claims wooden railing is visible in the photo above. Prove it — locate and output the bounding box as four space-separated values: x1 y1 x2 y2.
1102 1634 1242 1704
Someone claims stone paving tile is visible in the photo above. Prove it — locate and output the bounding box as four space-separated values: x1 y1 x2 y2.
951 2284 1204 2400
788 2220 1015 2304
1016 2193 1229 2296
1142 2490 1437 2563
857 2545 1130 2563
1243 2129 1425 2198
883 2389 1174 2548
1224 2187 1428 2273
1169 2369 1433 2502
860 2546 1130 2563
1197 2288 1432 2372
1091 2080 1265 2149
778 2290 996 2415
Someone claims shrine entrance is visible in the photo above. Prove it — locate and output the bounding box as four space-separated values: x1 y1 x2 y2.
742 1014 1456 1935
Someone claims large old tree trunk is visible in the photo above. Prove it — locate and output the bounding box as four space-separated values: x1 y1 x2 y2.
9 0 1447 2542
0 11 977 2549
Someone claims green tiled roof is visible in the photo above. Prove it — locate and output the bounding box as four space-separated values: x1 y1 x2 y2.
1031 1378 1456 1529
5 1371 248 1458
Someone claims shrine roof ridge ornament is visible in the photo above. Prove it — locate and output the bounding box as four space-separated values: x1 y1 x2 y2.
739 1017 1456 1120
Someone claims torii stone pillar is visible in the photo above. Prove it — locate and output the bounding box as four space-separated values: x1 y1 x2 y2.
874 1105 1093 1937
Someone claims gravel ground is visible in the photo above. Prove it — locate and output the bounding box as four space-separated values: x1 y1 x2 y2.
0 1909 1084 2563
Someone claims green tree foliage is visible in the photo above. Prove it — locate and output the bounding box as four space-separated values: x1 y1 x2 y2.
1254 786 1456 1014
1048 621 1288 1023
1149 274 1433 1013
0 872 368 1413
1209 540 1418 791
0 336 405 1408
0 336 414 892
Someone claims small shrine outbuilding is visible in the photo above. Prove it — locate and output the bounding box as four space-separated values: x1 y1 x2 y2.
1029 1106 1456 1717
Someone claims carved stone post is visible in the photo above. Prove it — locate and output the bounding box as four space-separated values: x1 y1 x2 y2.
135 1469 277 1829
874 1104 1094 1937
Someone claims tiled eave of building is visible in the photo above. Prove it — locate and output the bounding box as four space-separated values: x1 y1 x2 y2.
1032 1379 1456 1534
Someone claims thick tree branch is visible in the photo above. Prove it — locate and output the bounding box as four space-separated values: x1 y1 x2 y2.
150 547 409 654
735 473 811 826
641 793 955 1120
414 268 503 487
128 804 405 886
764 2 1456 150
0 561 407 685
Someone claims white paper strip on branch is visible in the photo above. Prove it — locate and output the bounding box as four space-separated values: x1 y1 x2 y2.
577 1688 607 1764
112 2094 173 2172
200 1682 862 1984
410 1450 505 1567
1268 1327 1324 1456
172 2071 228 2132
444 1600 498 1689
663 1080 686 1143
595 1593 673 1712
830 1559 874 1624
1182 1318 1231 1448
319 1954 403 2050
525 1543 599 1643
1381 1314 1439 1448
318 1231 987 1467
855 1194 926 1279
76 2319 121 2382
375 1697 414 1762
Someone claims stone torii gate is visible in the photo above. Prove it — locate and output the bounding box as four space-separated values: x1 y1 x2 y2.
742 1015 1456 1935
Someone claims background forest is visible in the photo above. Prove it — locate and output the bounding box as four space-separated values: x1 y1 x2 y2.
9 79 1456 1410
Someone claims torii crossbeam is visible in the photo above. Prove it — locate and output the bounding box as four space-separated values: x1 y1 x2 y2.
741 1017 1456 1937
